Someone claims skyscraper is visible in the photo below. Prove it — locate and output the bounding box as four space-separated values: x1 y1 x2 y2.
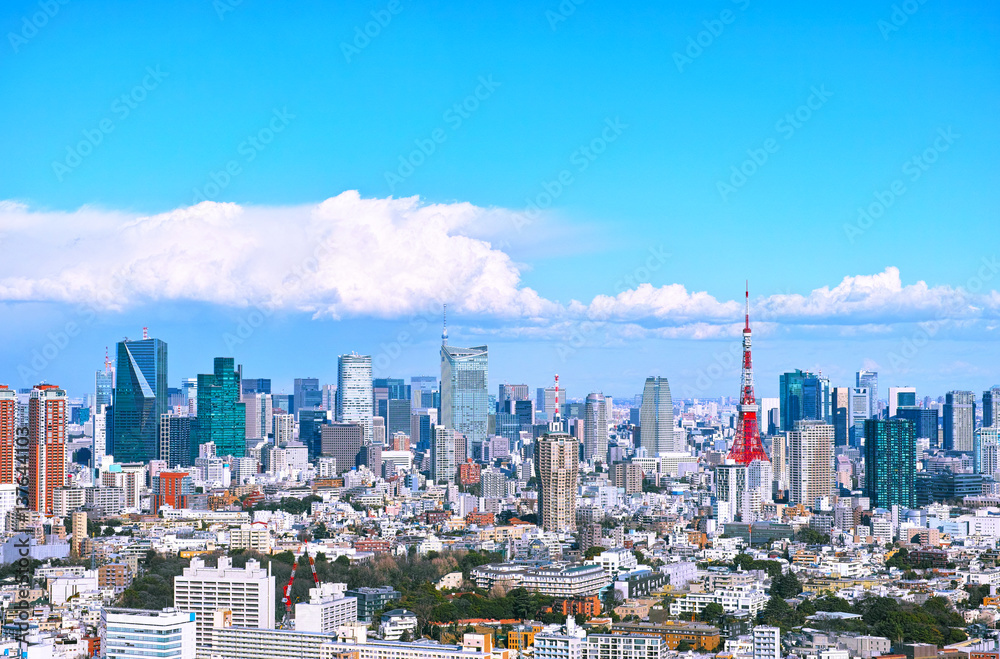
787 419 833 509
535 432 578 532
856 370 878 418
832 387 850 447
112 335 168 463
639 376 673 457
337 354 373 443
95 368 114 410
299 409 331 461
864 418 916 508
894 406 939 445
583 393 608 463
714 462 748 525
431 425 457 484
498 384 530 412
779 370 831 431
29 384 67 514
320 422 363 475
386 398 412 437
983 386 1000 428
242 392 273 441
974 427 999 476
293 377 322 416
440 344 489 444
159 413 192 468
887 386 917 419
0 385 17 484
193 357 246 459
943 390 976 452
241 378 271 395
849 387 869 445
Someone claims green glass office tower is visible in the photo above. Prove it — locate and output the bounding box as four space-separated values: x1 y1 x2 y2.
112 337 168 463
193 357 246 459
864 418 916 508
780 369 831 431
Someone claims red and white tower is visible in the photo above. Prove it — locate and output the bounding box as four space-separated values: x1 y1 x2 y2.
727 284 769 464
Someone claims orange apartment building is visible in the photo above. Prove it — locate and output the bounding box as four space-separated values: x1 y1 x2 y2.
28 385 67 514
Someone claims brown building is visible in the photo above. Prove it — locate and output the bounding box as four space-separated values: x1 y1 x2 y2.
610 621 721 651
99 564 133 594
555 595 602 617
459 460 482 486
611 462 643 495
466 512 494 527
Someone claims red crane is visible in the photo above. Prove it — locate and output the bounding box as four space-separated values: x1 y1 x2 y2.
727 284 770 465
280 547 321 628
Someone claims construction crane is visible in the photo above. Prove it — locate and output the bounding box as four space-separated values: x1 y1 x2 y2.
279 547 320 629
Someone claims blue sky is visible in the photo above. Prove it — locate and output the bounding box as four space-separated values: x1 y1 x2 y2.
0 0 997 400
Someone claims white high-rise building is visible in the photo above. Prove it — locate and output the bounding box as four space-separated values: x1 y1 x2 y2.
431 425 457 484
639 376 673 457
337 354 373 443
788 420 834 509
974 427 999 476
887 386 917 418
272 414 294 445
753 626 781 659
294 583 357 634
101 608 196 659
849 387 869 441
440 342 489 445
91 404 108 470
242 392 272 440
714 462 747 525
583 393 608 464
856 370 878 418
173 556 275 656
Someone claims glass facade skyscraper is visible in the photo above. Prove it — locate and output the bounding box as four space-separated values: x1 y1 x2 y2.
338 354 373 443
440 344 489 444
639 376 673 457
193 357 246 459
95 369 113 409
293 377 322 415
856 370 878 418
779 370 831 431
112 336 168 463
864 418 916 508
943 390 976 452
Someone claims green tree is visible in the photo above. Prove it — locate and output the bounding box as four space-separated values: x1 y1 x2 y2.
699 602 724 623
771 571 802 598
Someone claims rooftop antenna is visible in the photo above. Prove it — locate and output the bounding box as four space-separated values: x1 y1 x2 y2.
441 304 448 346
104 347 112 373
553 374 561 423
142 326 149 340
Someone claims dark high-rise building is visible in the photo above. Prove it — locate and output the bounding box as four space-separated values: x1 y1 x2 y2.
241 378 271 395
293 378 322 416
159 414 192 467
832 387 850 447
983 386 1000 428
271 393 292 415
386 398 412 437
299 410 331 461
943 391 976 452
112 336 168 463
320 422 364 475
410 412 432 452
779 370 831 431
374 378 409 401
864 418 916 509
193 358 246 459
357 442 382 472
894 407 939 445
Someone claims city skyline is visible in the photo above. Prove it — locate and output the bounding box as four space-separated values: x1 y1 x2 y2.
1 1 998 398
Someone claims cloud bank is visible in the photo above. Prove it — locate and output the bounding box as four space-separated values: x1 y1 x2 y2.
1 193 997 338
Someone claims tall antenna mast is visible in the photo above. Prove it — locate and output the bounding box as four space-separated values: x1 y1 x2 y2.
727 282 769 464
553 374 561 423
142 326 149 340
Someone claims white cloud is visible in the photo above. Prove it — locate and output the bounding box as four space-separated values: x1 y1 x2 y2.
1 195 997 340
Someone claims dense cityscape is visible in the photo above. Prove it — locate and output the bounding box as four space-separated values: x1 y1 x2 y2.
1 293 999 659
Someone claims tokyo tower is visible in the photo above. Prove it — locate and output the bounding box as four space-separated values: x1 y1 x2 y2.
727 284 769 464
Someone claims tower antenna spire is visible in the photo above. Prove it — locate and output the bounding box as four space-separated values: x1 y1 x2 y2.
728 282 769 465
